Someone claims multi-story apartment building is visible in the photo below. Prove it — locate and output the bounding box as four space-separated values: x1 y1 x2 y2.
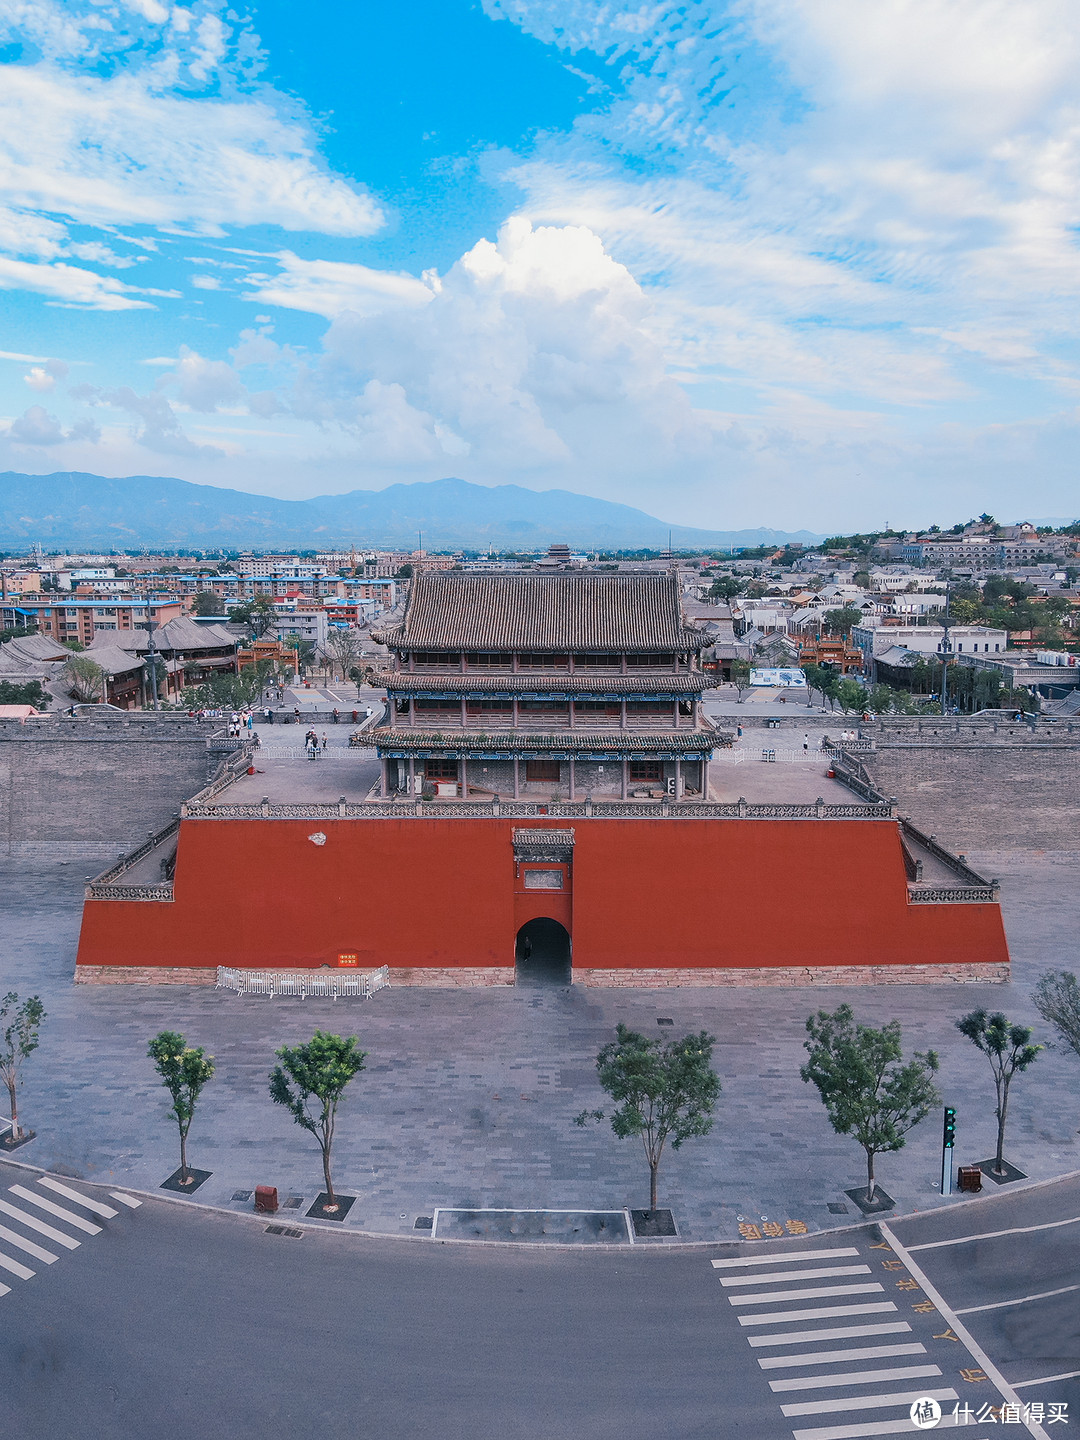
366 571 719 801
3 598 184 646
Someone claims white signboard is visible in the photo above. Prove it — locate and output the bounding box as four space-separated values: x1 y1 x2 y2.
749 667 806 688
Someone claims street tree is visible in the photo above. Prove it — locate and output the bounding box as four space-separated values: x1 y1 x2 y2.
228 595 275 638
834 676 866 714
270 1031 366 1213
708 575 742 600
801 1005 940 1202
192 590 222 616
1032 970 1080 1062
321 626 363 681
575 1023 720 1211
147 1031 215 1185
64 653 105 704
955 1009 1041 1177
0 992 46 1143
730 658 752 700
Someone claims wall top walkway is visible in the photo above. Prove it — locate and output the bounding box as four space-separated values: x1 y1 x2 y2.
181 795 897 820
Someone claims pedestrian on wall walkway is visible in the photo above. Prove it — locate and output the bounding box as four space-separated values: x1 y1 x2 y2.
321 732 328 752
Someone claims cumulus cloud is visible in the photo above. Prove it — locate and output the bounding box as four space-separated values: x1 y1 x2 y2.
73 384 223 457
6 403 99 445
157 346 246 413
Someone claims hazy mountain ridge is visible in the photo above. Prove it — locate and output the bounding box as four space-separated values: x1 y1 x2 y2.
0 472 824 551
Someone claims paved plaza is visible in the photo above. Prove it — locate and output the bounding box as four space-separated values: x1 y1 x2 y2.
3 839 1078 1242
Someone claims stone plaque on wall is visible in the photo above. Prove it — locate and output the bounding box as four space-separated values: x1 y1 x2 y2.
524 868 563 890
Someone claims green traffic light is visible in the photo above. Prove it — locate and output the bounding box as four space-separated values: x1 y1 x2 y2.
943 1106 957 1148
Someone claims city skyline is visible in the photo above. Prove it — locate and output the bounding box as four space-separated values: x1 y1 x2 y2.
2 2 1079 531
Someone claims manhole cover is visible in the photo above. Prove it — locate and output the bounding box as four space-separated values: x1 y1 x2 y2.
827 1202 849 1215
282 1195 304 1209
232 1190 253 1202
414 1216 434 1230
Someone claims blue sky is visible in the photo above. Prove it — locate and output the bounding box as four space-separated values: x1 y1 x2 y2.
1 0 1079 531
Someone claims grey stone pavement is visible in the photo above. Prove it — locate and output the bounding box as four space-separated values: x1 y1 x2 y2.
3 838 1079 1242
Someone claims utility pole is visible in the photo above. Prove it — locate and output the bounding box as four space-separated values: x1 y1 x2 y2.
940 581 952 717
145 619 161 711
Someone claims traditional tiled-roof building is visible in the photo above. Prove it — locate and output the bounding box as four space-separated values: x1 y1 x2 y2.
369 571 720 801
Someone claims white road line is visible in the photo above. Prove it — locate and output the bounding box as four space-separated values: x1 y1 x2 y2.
781 1387 958 1418
791 1417 940 1440
712 1248 861 1269
0 1199 80 1250
1013 1370 1080 1389
770 1366 942 1394
37 1177 118 1219
0 1280 9 1297
740 1302 899 1326
906 1213 1080 1251
8 1186 101 1235
759 1343 926 1371
748 1322 912 1348
729 1283 885 1306
110 1192 141 1209
0 1250 35 1280
721 1265 871 1287
880 1222 1051 1440
955 1281 1080 1315
0 1223 57 1264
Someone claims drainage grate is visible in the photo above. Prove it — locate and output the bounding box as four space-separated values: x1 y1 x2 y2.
232 1190 253 1202
282 1195 304 1210
656 1018 674 1026
414 1216 434 1230
265 1224 303 1238
827 1202 849 1215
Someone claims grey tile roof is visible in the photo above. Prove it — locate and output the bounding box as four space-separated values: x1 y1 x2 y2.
365 729 718 755
387 673 708 694
377 572 708 652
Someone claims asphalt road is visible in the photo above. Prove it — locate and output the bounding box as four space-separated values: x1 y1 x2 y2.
2 1158 1076 1439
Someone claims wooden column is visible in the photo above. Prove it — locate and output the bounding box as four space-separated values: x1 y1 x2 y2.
674 757 682 799
673 698 680 728
569 699 576 729
461 697 468 726
513 697 519 727
621 758 628 800
459 757 467 798
408 757 415 795
409 699 416 728
380 759 389 797
620 698 627 728
513 755 520 799
568 757 576 801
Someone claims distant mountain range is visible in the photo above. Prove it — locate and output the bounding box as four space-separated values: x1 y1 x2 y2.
0 472 824 552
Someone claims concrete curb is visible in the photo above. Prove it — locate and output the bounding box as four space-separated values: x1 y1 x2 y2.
3 1150 1077 1254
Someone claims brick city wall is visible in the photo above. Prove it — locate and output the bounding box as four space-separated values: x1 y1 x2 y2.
0 719 221 849
865 741 1080 851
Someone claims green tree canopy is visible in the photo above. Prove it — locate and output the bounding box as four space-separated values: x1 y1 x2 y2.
823 606 863 636
270 1031 366 1213
1032 970 1080 1063
228 595 275 638
576 1023 720 1210
801 1004 939 1201
192 590 224 616
0 992 45 1143
147 1030 215 1185
955 1009 1041 1176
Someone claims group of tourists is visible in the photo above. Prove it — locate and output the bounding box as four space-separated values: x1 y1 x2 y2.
304 728 329 759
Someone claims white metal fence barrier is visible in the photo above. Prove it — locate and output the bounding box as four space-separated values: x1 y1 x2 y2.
215 965 390 1000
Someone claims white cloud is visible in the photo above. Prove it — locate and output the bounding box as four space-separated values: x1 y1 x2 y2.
5 403 99 445
0 255 163 309
157 345 245 413
243 252 434 319
24 367 54 392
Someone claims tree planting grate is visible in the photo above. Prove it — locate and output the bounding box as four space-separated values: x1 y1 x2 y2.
827 1202 850 1215
414 1216 434 1230
973 1158 1027 1185
656 1018 674 1026
845 1185 896 1215
232 1190 253 1202
631 1208 678 1237
160 1167 212 1194
264 1224 303 1238
306 1193 356 1222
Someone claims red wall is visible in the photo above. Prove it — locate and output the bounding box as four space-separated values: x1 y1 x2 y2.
75 817 1008 973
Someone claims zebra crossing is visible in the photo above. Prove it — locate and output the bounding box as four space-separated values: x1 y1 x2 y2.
0 1174 140 1298
710 1241 996 1439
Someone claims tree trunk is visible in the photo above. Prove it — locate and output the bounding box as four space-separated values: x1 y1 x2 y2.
865 1148 876 1203
7 1077 19 1140
322 1140 336 1208
995 1080 1008 1175
179 1126 189 1183
649 1159 659 1212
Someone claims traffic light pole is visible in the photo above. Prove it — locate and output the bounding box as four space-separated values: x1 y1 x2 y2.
941 1105 956 1195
